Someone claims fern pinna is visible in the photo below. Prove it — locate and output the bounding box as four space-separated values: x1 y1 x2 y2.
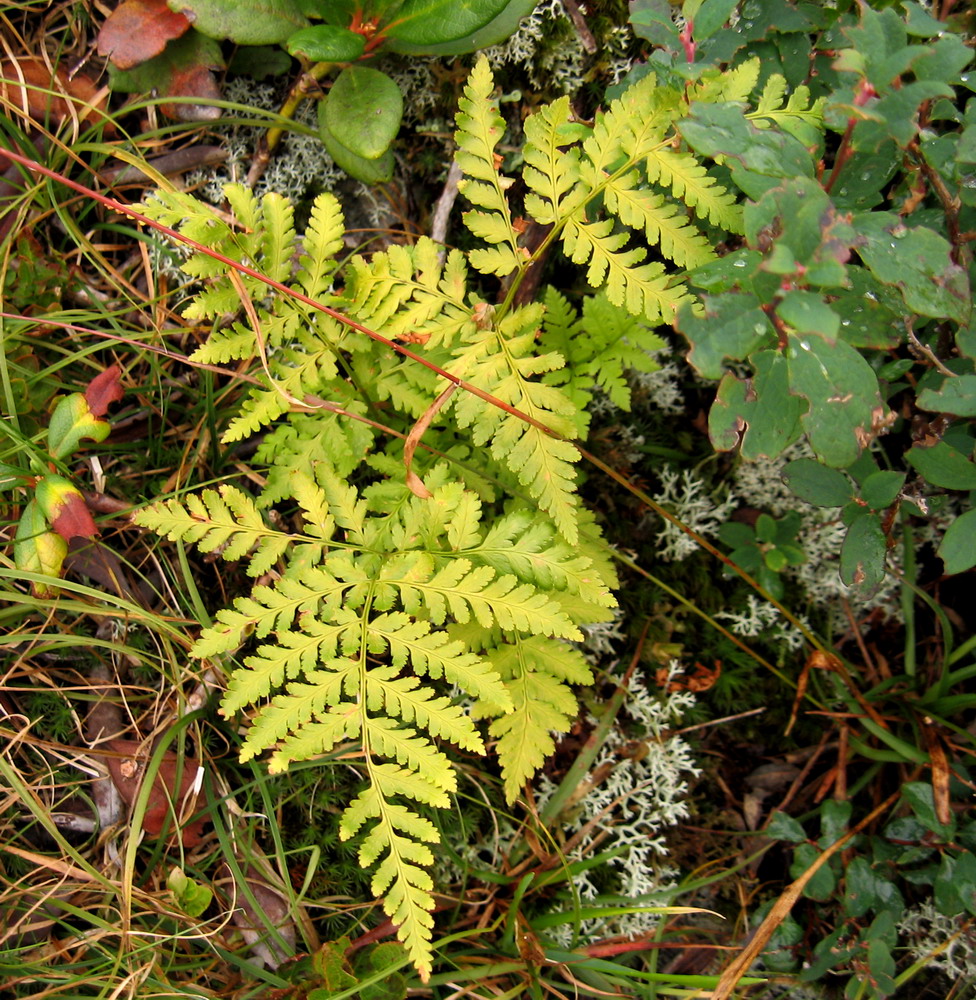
133 57 805 976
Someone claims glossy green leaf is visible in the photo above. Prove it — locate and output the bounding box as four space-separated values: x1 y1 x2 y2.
325 67 403 161
694 0 738 40
854 212 971 325
843 856 880 918
383 0 520 49
169 0 307 44
630 0 679 49
745 177 854 288
938 508 976 575
47 392 111 460
792 842 835 901
319 103 395 183
840 511 886 590
777 291 840 336
767 810 808 843
906 440 976 490
786 334 884 468
286 24 365 62
917 374 976 417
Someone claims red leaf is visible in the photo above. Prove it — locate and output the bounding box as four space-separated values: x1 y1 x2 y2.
0 59 108 127
105 739 206 847
84 364 124 417
97 0 191 71
159 63 222 121
50 491 98 540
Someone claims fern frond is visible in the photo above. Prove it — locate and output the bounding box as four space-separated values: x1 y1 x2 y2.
480 635 594 802
346 239 475 349
561 217 688 322
222 613 359 713
603 171 716 270
454 56 522 278
191 565 347 656
340 764 443 980
644 148 743 232
366 612 512 706
473 509 616 611
522 95 584 225
134 486 290 577
296 191 345 300
400 558 580 639
748 76 825 145
240 669 360 763
450 305 582 540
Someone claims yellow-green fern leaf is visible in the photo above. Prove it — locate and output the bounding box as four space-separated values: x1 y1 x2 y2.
644 148 743 232
454 56 522 278
134 486 290 577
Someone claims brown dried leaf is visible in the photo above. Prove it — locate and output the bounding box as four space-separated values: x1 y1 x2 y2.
105 738 206 846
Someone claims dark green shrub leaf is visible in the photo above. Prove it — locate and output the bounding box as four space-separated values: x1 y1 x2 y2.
866 937 896 996
168 0 308 44
786 334 885 468
840 511 886 589
718 522 755 548
679 295 775 380
854 213 971 325
820 799 852 845
902 781 954 839
938 508 976 575
679 103 815 195
708 351 804 459
325 67 403 161
693 0 738 41
906 440 976 490
934 853 966 917
630 0 679 49
843 856 881 918
783 458 852 507
777 291 840 337
792 842 835 900
859 470 905 510
917 374 976 417
286 25 365 62
745 179 854 288
767 810 806 842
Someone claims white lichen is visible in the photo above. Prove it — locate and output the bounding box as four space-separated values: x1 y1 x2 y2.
646 466 738 562
898 900 976 987
535 663 700 946
716 593 808 651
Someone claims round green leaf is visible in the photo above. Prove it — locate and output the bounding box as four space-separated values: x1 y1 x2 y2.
325 66 403 161
319 102 394 183
917 374 976 417
286 24 365 62
938 507 976 575
783 458 853 507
